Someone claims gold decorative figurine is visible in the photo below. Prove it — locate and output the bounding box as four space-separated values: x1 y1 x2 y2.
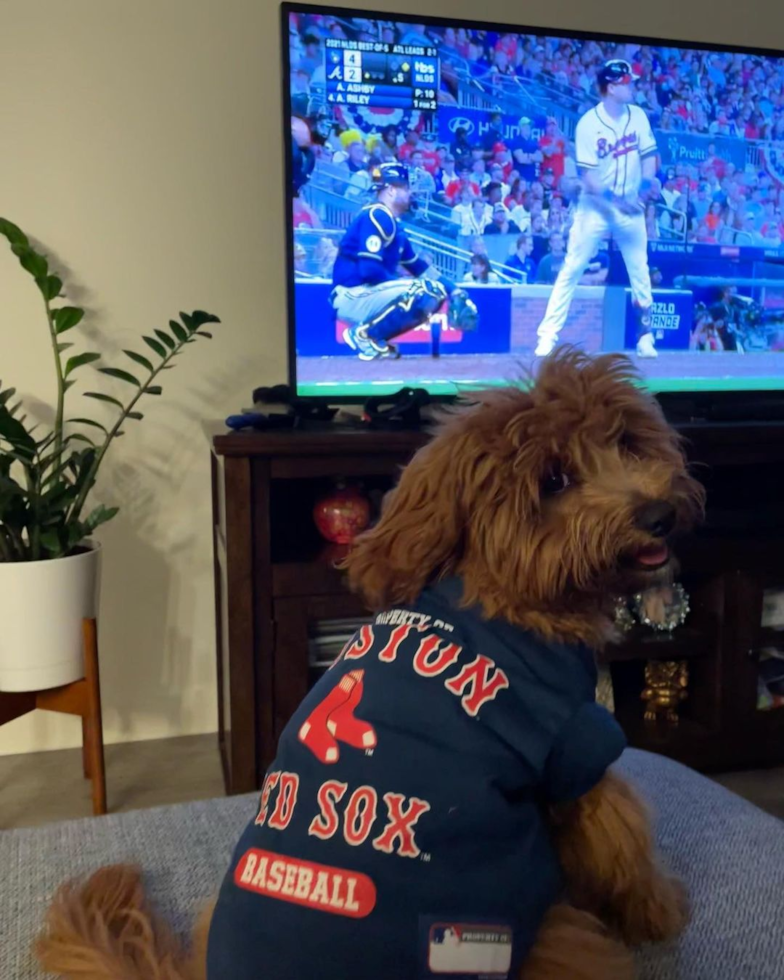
642 660 689 725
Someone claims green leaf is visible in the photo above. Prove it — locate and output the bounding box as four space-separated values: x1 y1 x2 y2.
68 418 109 435
187 310 221 329
0 404 37 461
68 432 96 446
40 529 63 554
169 319 188 343
63 380 76 392
0 218 29 248
14 245 48 279
123 349 153 372
84 503 119 533
196 331 213 339
127 411 144 420
36 274 62 301
145 385 163 396
0 387 16 406
155 329 176 351
143 335 167 358
65 352 101 377
98 367 140 386
83 391 125 410
52 306 85 334
57 342 74 353
180 311 195 332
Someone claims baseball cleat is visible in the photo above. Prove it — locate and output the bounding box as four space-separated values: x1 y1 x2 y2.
636 332 658 358
342 325 391 361
534 336 556 357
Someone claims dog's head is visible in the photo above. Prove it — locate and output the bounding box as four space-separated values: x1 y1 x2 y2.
344 349 704 647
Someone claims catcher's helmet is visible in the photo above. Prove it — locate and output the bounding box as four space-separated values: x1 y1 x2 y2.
371 162 410 190
597 59 639 88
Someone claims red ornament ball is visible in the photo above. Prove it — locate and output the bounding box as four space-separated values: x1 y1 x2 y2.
313 484 371 544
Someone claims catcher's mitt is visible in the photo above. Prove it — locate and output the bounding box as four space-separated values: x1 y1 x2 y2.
449 288 479 331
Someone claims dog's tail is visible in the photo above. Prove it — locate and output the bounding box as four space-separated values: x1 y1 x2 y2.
35 864 209 980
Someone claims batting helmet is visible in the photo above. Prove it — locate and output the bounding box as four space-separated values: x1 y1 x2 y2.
370 162 410 190
597 59 639 89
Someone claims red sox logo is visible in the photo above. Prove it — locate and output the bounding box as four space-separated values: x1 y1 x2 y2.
298 669 377 764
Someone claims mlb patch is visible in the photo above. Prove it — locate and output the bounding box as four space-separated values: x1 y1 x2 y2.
422 920 513 978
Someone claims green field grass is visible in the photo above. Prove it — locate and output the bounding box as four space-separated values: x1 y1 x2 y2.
299 376 784 399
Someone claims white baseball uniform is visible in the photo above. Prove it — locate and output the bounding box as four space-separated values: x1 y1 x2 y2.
537 103 657 346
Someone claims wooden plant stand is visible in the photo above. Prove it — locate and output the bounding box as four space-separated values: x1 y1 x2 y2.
0 618 107 815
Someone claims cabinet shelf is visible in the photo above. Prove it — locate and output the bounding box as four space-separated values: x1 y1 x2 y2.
604 626 714 664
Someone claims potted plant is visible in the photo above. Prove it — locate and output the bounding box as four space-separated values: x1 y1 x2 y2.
0 218 219 692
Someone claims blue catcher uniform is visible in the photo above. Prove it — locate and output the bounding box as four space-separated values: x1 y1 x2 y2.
207 576 626 980
330 163 456 359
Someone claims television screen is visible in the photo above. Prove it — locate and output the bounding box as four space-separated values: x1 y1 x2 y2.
284 4 784 398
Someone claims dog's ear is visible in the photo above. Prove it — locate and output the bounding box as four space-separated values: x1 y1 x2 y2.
343 425 469 610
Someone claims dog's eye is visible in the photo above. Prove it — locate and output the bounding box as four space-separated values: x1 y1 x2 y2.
541 465 571 495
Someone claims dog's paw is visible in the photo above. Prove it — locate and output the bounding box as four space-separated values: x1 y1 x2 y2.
614 874 690 946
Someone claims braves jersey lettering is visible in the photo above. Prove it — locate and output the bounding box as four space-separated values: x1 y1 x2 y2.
596 132 639 160
575 104 656 198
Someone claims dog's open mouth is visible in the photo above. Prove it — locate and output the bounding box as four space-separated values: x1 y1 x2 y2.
626 542 671 571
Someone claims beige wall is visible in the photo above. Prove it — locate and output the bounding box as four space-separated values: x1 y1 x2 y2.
1 0 782 756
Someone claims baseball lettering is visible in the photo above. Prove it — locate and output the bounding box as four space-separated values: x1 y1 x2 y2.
235 849 376 918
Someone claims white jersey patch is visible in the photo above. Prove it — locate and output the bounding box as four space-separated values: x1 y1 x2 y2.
575 103 656 198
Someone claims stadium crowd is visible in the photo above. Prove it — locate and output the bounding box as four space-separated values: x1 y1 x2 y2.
289 12 784 281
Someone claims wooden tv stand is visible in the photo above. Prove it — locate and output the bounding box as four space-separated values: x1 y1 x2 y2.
207 420 784 794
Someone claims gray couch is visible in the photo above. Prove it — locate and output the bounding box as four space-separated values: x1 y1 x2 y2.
2 749 782 979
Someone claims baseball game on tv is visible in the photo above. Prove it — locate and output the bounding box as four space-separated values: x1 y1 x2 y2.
285 4 784 398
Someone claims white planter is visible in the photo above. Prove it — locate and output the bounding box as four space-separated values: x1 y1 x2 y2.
0 541 101 692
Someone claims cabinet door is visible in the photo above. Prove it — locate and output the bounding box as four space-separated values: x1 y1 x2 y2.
728 570 784 766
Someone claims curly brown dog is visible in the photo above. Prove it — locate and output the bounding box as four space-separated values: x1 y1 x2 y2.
36 349 703 980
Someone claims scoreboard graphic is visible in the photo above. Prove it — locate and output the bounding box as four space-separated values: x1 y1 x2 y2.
325 38 439 112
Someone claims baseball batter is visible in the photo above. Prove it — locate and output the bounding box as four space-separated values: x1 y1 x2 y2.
330 163 477 360
535 59 659 358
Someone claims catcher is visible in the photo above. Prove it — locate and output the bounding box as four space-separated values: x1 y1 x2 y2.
330 162 478 360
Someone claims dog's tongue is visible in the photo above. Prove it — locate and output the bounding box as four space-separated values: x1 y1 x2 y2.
635 543 670 567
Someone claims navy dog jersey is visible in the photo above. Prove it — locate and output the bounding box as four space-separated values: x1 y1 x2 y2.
207 578 626 979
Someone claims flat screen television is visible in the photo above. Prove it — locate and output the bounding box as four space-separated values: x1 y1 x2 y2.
283 3 784 405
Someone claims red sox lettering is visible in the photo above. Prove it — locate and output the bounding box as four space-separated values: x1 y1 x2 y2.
255 771 431 859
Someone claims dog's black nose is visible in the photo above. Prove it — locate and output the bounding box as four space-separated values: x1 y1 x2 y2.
634 500 676 538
